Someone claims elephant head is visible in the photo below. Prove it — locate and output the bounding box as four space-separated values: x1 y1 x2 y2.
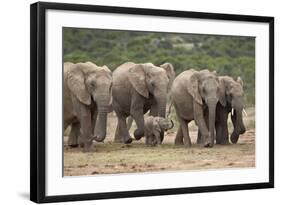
219 76 246 143
67 62 112 142
188 70 224 147
156 117 174 131
127 62 175 119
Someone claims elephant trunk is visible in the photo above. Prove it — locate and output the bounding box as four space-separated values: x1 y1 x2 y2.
168 119 174 129
159 104 166 118
206 98 218 147
156 94 167 118
230 109 246 144
94 95 110 142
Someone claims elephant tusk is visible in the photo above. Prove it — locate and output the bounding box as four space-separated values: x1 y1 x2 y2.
243 109 248 117
231 108 234 116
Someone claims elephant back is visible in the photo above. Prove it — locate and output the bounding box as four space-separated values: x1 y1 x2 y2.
172 69 196 91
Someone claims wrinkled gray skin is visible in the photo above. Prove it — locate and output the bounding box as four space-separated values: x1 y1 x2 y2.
125 63 175 141
144 116 174 146
197 76 246 144
171 69 224 147
112 62 175 144
64 62 112 152
211 76 246 144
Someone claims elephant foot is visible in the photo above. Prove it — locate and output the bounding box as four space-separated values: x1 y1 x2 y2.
230 133 239 144
217 140 230 145
196 139 204 145
123 136 133 144
175 139 184 145
114 138 123 143
183 136 192 147
69 144 79 148
93 135 105 143
175 141 184 145
204 143 213 148
148 144 157 147
134 129 144 140
196 134 203 145
204 138 214 148
216 134 229 145
82 143 96 152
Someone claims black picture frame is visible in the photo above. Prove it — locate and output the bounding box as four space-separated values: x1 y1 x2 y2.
30 1 274 203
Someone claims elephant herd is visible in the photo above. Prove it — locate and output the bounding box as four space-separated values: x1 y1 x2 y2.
64 61 246 152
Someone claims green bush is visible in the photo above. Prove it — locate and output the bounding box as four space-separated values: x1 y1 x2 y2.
63 28 255 106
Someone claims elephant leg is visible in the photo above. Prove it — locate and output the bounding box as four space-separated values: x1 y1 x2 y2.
216 123 229 144
193 101 210 147
197 111 209 144
126 116 133 130
119 116 133 144
174 106 184 145
91 108 98 136
145 134 152 145
114 109 132 144
154 131 162 145
197 130 204 144
183 123 191 146
130 93 145 140
178 118 191 147
68 122 80 147
131 111 145 140
114 119 124 143
215 121 222 144
216 109 229 144
174 126 184 145
72 97 95 152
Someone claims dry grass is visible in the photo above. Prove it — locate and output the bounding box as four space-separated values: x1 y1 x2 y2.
64 107 255 176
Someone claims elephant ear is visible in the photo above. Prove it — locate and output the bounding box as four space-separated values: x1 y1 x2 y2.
218 78 227 107
128 64 149 98
187 72 203 105
102 65 112 74
67 68 91 105
152 117 162 135
237 76 243 87
160 63 176 89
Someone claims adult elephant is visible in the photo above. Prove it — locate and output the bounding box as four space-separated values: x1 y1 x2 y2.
171 69 225 147
125 63 175 135
214 76 246 144
112 62 175 144
64 62 112 152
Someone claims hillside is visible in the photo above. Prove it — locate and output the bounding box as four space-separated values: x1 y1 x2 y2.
63 27 255 105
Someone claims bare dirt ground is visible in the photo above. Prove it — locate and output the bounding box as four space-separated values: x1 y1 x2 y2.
64 108 255 176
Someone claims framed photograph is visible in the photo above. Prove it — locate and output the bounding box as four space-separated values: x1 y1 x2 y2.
30 1 274 203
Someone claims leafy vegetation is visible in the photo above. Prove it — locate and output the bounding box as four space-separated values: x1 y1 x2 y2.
63 28 255 106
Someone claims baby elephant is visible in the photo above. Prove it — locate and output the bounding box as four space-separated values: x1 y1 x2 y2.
144 116 174 146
